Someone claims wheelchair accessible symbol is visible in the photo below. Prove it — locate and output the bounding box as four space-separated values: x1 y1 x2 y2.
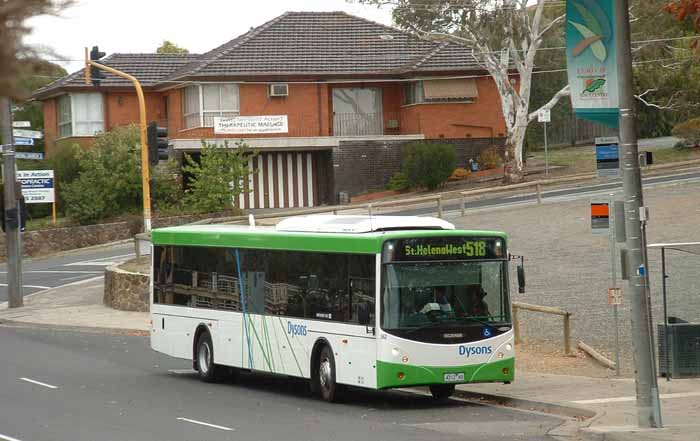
483 327 492 338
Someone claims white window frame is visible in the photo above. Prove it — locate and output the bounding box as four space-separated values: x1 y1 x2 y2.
182 83 240 129
58 95 72 138
57 93 105 138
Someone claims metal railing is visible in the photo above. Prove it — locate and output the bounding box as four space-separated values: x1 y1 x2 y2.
332 111 421 136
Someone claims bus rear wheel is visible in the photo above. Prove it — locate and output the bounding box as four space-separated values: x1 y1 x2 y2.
315 345 340 402
429 384 455 401
195 332 224 383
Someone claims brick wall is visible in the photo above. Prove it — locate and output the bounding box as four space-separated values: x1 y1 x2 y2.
331 138 505 199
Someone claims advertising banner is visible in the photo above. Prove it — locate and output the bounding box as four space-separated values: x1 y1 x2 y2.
595 136 620 177
566 0 619 128
214 115 288 134
17 170 55 204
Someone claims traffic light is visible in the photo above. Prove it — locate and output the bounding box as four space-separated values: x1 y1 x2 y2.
90 45 106 87
147 122 168 165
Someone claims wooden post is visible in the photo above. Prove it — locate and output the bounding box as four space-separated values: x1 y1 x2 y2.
52 201 57 225
536 183 542 204
437 196 443 218
513 305 521 344
564 313 572 355
460 196 466 216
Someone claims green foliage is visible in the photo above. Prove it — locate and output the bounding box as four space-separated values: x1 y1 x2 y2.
156 40 189 54
1 1 73 97
387 172 410 191
477 146 503 170
183 140 257 213
672 117 700 147
61 125 182 225
402 143 457 190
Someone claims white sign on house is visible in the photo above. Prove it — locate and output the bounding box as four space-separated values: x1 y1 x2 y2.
13 121 31 128
214 115 288 135
17 170 55 204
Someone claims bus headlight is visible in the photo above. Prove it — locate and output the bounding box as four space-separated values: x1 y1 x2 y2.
506 343 513 352
401 356 409 364
497 352 504 359
392 348 399 357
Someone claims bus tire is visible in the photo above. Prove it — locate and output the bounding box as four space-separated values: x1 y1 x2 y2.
195 332 224 383
429 384 455 401
315 345 340 402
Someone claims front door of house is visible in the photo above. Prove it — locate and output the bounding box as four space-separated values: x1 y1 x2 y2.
332 88 383 136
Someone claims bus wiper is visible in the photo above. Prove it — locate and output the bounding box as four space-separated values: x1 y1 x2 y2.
455 316 493 326
403 320 449 334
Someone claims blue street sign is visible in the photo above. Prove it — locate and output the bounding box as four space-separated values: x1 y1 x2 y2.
16 152 44 160
596 136 620 177
14 137 34 146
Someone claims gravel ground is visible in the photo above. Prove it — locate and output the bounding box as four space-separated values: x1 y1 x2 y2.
451 179 700 376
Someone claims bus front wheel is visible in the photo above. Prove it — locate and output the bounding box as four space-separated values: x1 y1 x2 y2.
429 384 455 400
195 332 224 383
315 345 340 402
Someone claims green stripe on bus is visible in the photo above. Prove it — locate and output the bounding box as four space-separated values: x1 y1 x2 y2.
376 358 515 389
152 226 508 254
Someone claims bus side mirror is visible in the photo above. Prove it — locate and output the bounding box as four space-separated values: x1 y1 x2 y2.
357 303 370 325
517 264 526 294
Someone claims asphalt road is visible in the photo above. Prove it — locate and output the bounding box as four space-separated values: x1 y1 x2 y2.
0 243 135 303
0 326 561 441
397 169 700 217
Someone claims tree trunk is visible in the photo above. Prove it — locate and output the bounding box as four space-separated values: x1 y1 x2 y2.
503 114 528 184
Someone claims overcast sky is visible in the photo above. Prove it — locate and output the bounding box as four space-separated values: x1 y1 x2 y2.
26 0 395 74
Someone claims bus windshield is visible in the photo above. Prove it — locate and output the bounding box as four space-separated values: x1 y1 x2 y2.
381 260 510 341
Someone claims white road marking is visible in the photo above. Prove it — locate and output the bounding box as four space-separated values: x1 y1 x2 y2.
0 283 50 289
20 377 58 389
63 253 135 267
2 270 103 274
0 433 24 441
177 417 234 431
168 369 197 375
572 391 700 404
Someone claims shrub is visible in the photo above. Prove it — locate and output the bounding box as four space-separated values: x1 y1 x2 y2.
477 146 504 170
671 117 700 148
402 142 457 190
62 125 183 225
387 172 410 191
183 140 257 213
449 167 471 181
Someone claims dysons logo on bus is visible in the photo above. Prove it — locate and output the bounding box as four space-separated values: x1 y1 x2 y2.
459 345 493 358
287 321 307 337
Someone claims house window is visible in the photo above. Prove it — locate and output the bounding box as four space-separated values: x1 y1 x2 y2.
404 79 478 105
57 93 104 138
182 83 240 129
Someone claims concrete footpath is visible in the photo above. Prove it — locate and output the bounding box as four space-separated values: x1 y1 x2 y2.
1 275 699 441
0 276 149 334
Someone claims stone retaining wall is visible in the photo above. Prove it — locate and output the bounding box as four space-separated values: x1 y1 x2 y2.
0 211 233 263
104 264 150 312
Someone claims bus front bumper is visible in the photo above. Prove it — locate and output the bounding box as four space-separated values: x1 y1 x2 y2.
376 357 515 389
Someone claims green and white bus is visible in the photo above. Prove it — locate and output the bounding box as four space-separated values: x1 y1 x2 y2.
151 215 516 401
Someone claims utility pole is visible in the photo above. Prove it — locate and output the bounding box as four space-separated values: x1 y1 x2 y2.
0 96 23 308
615 0 662 428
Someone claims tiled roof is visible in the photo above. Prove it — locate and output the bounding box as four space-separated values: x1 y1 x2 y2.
165 11 480 81
32 53 200 99
34 11 483 99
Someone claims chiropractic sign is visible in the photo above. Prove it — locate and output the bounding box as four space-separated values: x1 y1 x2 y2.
17 170 55 204
566 0 619 128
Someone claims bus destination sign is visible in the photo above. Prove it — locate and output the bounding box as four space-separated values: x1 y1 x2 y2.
384 237 505 262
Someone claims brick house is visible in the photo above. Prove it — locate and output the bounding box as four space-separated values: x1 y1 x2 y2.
33 11 509 208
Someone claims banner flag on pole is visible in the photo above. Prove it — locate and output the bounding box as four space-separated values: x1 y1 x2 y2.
566 0 619 128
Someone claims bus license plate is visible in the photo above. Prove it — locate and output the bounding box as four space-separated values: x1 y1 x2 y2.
443 373 465 382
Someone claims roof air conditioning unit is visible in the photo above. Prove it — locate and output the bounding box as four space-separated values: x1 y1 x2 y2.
269 83 289 97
